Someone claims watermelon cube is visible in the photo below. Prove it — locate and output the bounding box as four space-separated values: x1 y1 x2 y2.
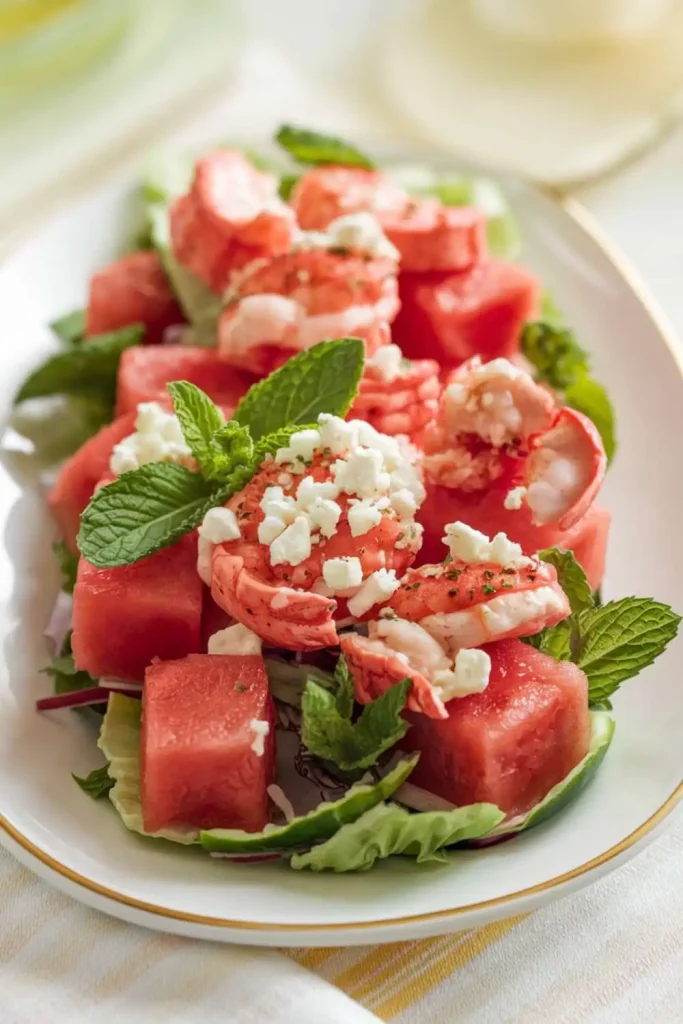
393 260 540 368
86 251 184 345
401 639 590 816
141 654 275 832
71 534 202 680
116 346 256 418
48 412 136 553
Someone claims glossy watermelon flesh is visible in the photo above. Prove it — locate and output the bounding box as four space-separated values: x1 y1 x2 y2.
393 260 540 369
141 654 275 832
417 484 611 590
48 412 137 554
400 638 590 817
71 533 202 681
116 345 256 418
86 251 184 345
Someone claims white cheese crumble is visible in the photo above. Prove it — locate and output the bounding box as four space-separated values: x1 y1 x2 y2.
318 413 358 456
332 448 391 499
504 486 528 511
347 496 389 537
367 343 404 382
269 515 312 566
208 623 262 656
249 719 270 757
433 649 491 701
196 507 241 586
323 556 363 593
307 497 342 538
442 521 531 567
390 488 418 519
274 428 321 471
347 569 400 618
110 402 193 476
295 211 399 261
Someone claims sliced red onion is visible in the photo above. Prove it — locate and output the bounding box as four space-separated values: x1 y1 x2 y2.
267 784 295 823
36 685 141 712
99 678 144 694
394 782 460 814
162 323 192 346
208 851 282 862
44 591 73 654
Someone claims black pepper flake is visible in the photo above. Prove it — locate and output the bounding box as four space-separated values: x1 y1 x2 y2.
247 608 254 615
483 570 495 580
483 584 496 595
234 682 246 692
502 567 516 575
448 588 458 597
282 573 290 582
446 569 462 580
411 581 421 590
468 587 475 600
527 574 537 583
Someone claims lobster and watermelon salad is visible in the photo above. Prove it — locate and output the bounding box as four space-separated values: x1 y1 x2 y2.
14 126 679 874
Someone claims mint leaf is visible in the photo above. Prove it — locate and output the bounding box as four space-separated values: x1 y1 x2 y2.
43 632 97 696
15 324 144 404
521 320 589 391
538 547 593 616
333 655 355 719
201 757 417 855
577 598 681 705
78 463 226 568
73 764 114 800
301 677 411 771
251 424 316 467
52 540 79 594
290 800 504 872
50 309 85 348
279 173 300 201
529 619 572 661
167 380 226 477
235 338 365 440
565 376 617 463
275 124 375 169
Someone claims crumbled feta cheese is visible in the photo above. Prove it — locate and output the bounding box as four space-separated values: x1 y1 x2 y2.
347 497 388 537
295 476 340 507
347 569 400 618
208 623 262 656
433 649 491 701
332 448 390 499
269 515 312 566
260 486 297 523
278 473 293 488
390 487 417 518
307 497 342 538
326 212 400 261
198 507 241 545
323 556 364 593
367 343 404 382
249 719 270 757
317 413 358 456
353 420 403 469
396 521 424 550
504 486 527 511
258 515 287 545
110 402 193 476
275 428 321 468
442 521 530 567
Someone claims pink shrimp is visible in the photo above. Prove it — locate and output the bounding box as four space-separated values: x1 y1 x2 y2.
349 345 441 442
217 248 398 375
169 150 295 295
290 166 409 231
208 434 424 650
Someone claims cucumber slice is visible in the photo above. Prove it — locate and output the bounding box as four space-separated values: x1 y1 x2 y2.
490 710 615 836
200 755 418 855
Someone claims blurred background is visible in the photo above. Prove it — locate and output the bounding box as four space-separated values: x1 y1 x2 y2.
2 0 683 264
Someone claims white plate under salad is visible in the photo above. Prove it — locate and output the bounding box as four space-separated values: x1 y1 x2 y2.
0 135 682 947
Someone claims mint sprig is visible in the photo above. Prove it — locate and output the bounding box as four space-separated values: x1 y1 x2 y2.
78 463 226 568
275 124 375 169
302 663 411 772
521 319 616 463
15 323 144 405
234 337 364 440
73 763 114 800
50 308 86 348
167 381 254 483
539 548 594 615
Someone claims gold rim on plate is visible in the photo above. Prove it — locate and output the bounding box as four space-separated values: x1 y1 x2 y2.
1 192 682 936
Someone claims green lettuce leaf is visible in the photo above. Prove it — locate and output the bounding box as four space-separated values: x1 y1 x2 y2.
15 324 144 405
200 756 418 855
290 800 504 872
78 463 227 568
234 337 365 440
98 694 198 844
73 763 114 800
301 676 411 772
275 125 375 169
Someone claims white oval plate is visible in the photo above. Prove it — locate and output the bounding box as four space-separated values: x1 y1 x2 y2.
1 156 682 947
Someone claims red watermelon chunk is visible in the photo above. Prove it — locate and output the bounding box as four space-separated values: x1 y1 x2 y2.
401 639 590 817
48 412 136 553
71 534 202 680
116 346 256 418
393 260 540 368
86 251 184 345
141 653 275 832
